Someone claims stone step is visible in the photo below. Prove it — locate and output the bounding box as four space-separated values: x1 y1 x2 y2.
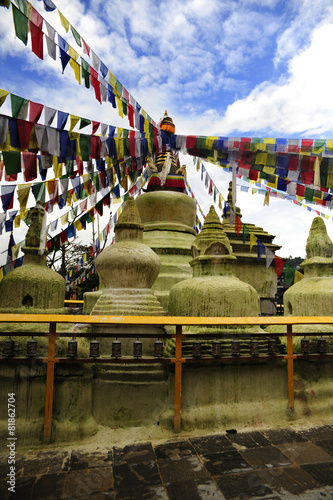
94 363 168 383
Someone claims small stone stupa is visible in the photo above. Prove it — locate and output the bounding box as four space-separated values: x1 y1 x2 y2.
0 203 66 313
222 181 281 314
168 206 260 318
284 217 333 316
91 197 165 353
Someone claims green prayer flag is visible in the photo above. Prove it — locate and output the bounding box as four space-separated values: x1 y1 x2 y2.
79 118 91 129
122 100 128 116
91 172 99 191
65 159 74 176
213 186 218 202
12 4 28 45
115 80 123 96
304 187 314 202
284 265 296 288
3 151 21 175
81 58 90 89
17 0 28 14
242 224 250 244
32 182 46 204
71 25 82 47
11 94 28 119
79 134 91 161
123 192 129 201
196 136 206 150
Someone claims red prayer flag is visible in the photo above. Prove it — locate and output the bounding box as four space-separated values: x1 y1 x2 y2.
90 136 101 159
22 152 37 181
128 104 134 128
29 101 44 123
186 136 197 149
17 119 34 150
89 245 94 257
30 21 43 60
76 156 83 176
60 230 68 244
90 69 101 104
274 256 285 277
92 121 100 134
82 38 90 56
30 6 43 29
235 215 242 236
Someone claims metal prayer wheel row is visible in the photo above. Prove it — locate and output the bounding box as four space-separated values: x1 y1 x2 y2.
3 337 38 357
68 338 165 359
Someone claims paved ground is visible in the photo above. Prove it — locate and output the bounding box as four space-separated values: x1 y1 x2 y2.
1 426 333 499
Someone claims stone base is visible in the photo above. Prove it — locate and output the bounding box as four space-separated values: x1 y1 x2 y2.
91 288 165 316
83 291 102 314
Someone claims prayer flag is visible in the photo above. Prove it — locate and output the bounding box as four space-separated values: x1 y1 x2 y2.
82 38 90 56
0 89 9 107
59 48 71 73
249 232 257 251
29 101 44 123
3 151 21 175
43 0 56 11
11 94 28 119
242 224 250 244
12 4 28 45
1 185 16 212
294 270 304 283
235 215 242 236
30 21 43 59
257 240 265 260
274 256 284 277
22 152 37 181
71 25 82 47
265 247 275 268
58 10 69 32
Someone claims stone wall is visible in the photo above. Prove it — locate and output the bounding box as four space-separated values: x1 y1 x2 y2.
0 359 332 444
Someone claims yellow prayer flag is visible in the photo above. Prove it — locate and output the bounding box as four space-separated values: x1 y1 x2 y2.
69 115 80 132
326 140 333 152
144 119 149 136
69 59 81 85
116 97 123 118
0 267 3 282
60 212 69 225
74 219 83 231
69 131 79 141
263 191 270 206
12 242 20 260
68 46 78 60
256 152 268 165
116 206 122 217
249 233 257 251
108 70 116 89
0 89 9 107
267 177 278 189
218 193 223 210
53 159 63 178
141 109 147 119
263 166 276 175
58 10 69 32
14 215 21 228
112 197 121 203
19 208 28 220
116 128 123 138
120 176 127 191
0 126 9 151
252 188 258 194
263 138 275 144
17 183 31 211
313 157 321 187
196 158 200 171
205 136 218 150
294 270 304 283
99 233 103 242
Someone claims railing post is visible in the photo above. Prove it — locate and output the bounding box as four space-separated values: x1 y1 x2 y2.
284 324 296 411
43 322 59 442
172 325 185 431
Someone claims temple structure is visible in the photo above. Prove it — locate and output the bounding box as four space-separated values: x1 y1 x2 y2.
0 203 66 313
222 181 281 314
135 111 196 311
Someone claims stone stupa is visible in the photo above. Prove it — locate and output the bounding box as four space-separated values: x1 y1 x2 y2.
135 111 197 312
284 216 333 316
0 203 66 314
91 197 165 354
168 205 260 319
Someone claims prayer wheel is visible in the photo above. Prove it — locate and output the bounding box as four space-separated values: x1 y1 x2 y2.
3 338 14 357
250 339 259 356
112 339 122 358
231 339 241 357
212 340 221 357
301 337 310 355
267 338 277 356
317 337 327 354
192 340 202 357
68 338 78 357
133 339 142 358
154 340 164 358
90 340 100 358
27 337 37 357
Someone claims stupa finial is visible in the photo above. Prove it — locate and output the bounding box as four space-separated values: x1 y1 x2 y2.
306 217 333 258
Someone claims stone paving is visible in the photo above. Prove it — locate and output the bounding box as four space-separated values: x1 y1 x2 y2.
1 426 333 499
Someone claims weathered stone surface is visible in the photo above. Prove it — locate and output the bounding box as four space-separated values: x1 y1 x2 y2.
136 191 196 311
284 217 333 316
168 206 260 318
0 203 66 314
92 198 164 318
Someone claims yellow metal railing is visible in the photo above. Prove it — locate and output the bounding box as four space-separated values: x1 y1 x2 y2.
0 313 333 441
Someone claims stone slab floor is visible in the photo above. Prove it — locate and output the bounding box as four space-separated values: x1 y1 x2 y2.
1 426 333 499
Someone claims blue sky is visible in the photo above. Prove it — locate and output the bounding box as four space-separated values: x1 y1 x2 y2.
1 0 333 262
